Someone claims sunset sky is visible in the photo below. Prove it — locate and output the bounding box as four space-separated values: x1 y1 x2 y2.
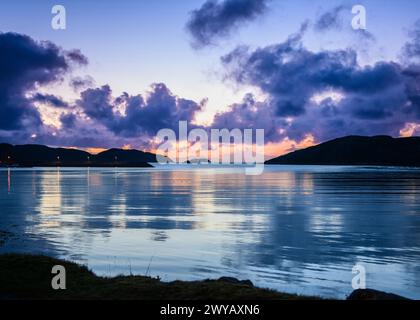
1 0 420 157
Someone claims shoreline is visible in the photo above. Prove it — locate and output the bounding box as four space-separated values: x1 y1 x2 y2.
0 254 410 300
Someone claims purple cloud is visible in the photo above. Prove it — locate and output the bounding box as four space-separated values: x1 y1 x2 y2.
314 5 375 42
70 76 95 92
2 24 420 152
402 20 420 63
314 5 348 32
186 0 270 48
220 24 420 142
76 83 204 139
32 93 70 108
0 32 87 135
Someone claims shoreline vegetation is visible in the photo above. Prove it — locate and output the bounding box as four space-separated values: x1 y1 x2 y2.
0 254 410 300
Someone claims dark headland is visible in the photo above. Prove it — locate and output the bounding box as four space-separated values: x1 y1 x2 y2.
0 143 164 167
266 135 420 167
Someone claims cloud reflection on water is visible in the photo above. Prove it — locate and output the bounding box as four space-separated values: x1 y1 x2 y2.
1 166 420 298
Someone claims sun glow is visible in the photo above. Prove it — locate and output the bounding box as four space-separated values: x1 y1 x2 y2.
264 134 316 159
400 123 420 137
85 147 107 154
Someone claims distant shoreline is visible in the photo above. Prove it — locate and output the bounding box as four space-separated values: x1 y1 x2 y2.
0 163 154 168
4 135 420 168
0 143 161 168
1 163 420 169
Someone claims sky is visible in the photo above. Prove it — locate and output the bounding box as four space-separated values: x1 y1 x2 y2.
1 0 420 157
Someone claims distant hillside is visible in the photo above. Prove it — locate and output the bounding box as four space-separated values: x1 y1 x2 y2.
0 143 164 167
94 148 157 163
266 136 420 167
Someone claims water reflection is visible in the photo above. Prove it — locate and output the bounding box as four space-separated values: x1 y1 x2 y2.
0 166 420 298
7 168 11 193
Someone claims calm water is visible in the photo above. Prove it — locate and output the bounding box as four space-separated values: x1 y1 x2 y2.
1 165 420 299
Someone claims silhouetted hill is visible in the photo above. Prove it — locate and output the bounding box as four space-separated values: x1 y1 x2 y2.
95 148 157 163
266 136 420 166
0 143 160 167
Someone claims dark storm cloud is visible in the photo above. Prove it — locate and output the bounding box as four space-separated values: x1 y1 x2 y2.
0 32 87 134
186 0 269 48
220 25 420 142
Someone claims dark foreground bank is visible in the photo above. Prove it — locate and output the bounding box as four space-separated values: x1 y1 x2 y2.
0 254 410 300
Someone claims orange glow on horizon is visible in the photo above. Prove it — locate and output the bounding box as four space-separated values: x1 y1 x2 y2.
264 134 316 160
400 123 420 138
146 134 316 161
84 147 107 154
61 135 317 160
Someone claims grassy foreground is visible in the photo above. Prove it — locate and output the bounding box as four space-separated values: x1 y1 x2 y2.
0 254 318 300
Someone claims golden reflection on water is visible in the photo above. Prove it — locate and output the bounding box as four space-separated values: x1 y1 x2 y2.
21 168 319 234
35 169 63 230
37 169 62 216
